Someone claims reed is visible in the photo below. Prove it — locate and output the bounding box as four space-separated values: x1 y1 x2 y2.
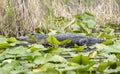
0 0 119 36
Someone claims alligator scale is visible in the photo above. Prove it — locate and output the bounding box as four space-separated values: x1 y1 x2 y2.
16 33 105 47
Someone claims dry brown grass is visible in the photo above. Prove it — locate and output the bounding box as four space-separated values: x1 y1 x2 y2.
0 0 120 36
52 0 120 25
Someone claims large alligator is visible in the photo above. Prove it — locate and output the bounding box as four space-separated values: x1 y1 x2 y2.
16 33 105 47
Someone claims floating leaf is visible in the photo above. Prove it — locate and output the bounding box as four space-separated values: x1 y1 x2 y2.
97 62 109 73
0 37 7 43
7 37 18 43
29 44 44 52
69 54 90 65
34 54 66 65
66 70 76 74
0 43 11 49
74 46 85 51
97 61 114 73
6 46 28 56
102 39 113 45
104 67 120 74
1 61 19 74
46 35 60 45
60 39 71 45
88 50 97 58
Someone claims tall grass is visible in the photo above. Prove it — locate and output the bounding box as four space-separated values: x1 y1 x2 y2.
0 0 120 36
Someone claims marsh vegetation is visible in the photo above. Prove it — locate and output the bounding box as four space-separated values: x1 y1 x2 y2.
0 0 120 74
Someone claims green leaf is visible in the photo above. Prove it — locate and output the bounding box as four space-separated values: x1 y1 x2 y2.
104 67 120 74
74 46 85 51
75 13 82 20
0 43 11 49
104 41 120 53
69 54 90 65
27 34 37 43
79 22 91 34
74 12 95 35
84 12 95 18
85 20 95 28
34 55 47 65
7 37 18 43
60 39 71 45
102 39 113 45
59 62 95 72
88 50 97 58
34 54 66 65
46 35 60 45
36 66 59 74
29 44 44 52
66 71 76 74
1 61 19 73
97 62 114 73
6 46 28 56
0 37 7 43
49 55 66 62
104 35 114 39
103 28 112 33
0 68 8 74
97 62 108 73
82 12 95 20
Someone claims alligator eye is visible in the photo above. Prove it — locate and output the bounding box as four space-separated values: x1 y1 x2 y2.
78 39 88 46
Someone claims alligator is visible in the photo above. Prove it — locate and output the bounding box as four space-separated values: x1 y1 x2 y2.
16 33 105 47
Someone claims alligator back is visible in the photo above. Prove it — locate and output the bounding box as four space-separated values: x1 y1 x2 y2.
16 33 105 46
